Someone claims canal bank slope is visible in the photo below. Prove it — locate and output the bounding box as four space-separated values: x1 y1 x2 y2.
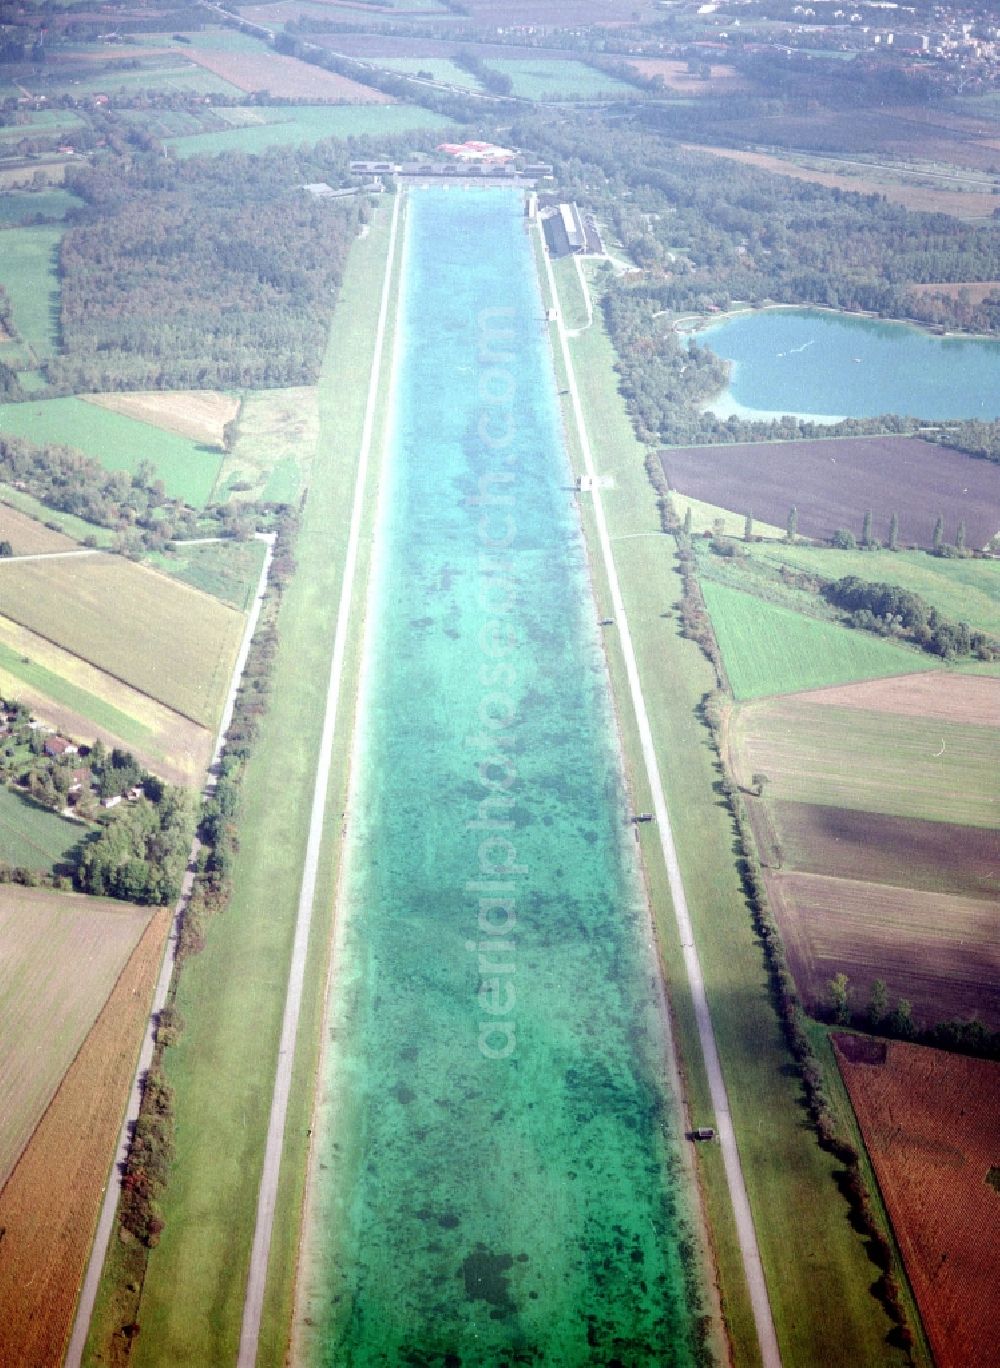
294 187 713 1365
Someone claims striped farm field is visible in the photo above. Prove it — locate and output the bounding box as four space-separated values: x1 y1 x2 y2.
799 670 1000 728
702 580 933 699
0 618 213 787
0 502 77 555
0 905 169 1368
768 870 1000 1029
0 555 245 728
730 693 999 826
835 1038 1000 1368
0 887 152 1190
184 47 392 100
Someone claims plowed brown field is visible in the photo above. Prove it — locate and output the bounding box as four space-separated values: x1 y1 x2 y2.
0 502 77 554
683 144 998 218
662 435 1000 551
186 48 394 100
770 800 1000 900
909 280 1000 303
83 389 239 447
835 1038 1000 1368
798 671 1000 728
768 870 1000 1028
0 907 170 1368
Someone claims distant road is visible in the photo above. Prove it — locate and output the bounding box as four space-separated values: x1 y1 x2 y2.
236 190 402 1368
540 231 783 1368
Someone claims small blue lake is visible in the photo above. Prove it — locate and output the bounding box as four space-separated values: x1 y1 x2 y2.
695 307 1000 421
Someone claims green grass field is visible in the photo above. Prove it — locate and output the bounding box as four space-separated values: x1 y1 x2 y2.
31 62 242 97
551 255 590 331
0 784 83 871
217 386 318 504
0 226 62 360
85 199 403 1368
541 242 915 1368
0 189 83 226
152 537 267 610
672 491 786 540
0 556 245 728
0 111 84 143
165 103 451 156
375 56 484 89
488 58 634 100
145 27 271 52
702 579 937 700
755 544 1000 637
733 696 999 827
0 397 223 506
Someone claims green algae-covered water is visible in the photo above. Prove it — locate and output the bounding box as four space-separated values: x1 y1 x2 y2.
304 189 704 1365
697 306 1000 421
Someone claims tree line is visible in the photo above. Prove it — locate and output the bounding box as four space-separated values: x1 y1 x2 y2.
824 574 998 661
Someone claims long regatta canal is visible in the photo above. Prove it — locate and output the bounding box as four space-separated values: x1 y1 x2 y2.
297 188 707 1365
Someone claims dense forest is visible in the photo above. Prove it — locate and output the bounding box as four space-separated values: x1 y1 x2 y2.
47 150 367 392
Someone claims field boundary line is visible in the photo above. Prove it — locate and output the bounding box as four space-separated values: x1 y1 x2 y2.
540 225 783 1368
64 533 277 1368
236 189 401 1368
0 548 102 564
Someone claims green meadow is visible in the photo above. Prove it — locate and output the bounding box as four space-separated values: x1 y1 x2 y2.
165 104 452 157
375 57 484 90
702 579 937 700
488 58 634 100
0 189 83 226
152 538 267 611
0 398 222 507
755 543 1000 637
0 784 83 871
0 226 63 359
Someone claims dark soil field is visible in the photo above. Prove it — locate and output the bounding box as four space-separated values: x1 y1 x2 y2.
770 800 1000 901
767 869 1000 1028
698 104 1000 174
835 1038 1000 1368
662 436 1000 549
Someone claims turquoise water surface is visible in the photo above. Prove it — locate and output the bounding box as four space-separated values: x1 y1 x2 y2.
306 190 706 1363
697 307 1000 420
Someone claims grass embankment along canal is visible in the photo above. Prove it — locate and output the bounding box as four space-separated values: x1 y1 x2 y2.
82 201 402 1368
540 252 914 1367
